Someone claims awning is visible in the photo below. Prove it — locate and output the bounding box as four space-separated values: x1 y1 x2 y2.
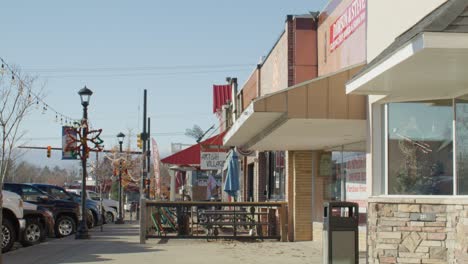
346 0 468 101
346 32 468 102
161 132 226 167
223 66 367 151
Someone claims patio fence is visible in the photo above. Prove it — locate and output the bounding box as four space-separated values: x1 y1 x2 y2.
139 200 288 243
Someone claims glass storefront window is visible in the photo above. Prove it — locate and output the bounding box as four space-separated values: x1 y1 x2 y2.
324 142 367 224
387 101 453 195
456 99 468 195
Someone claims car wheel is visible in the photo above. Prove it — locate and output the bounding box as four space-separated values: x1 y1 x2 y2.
55 216 76 237
87 210 95 229
2 218 16 253
105 212 114 224
21 218 43 247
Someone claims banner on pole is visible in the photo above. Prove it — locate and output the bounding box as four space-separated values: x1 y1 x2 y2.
62 126 78 160
151 138 161 197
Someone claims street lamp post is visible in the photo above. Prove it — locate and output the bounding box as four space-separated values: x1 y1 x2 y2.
75 86 93 240
116 132 125 224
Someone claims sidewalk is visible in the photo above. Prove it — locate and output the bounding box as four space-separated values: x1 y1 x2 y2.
4 221 366 264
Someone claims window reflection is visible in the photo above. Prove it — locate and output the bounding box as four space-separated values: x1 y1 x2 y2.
456 99 468 195
388 101 453 195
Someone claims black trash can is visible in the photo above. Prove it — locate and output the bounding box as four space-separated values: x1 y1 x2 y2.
323 201 359 264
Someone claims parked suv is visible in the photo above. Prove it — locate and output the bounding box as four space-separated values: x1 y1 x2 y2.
67 189 118 210
2 190 26 253
3 183 80 238
22 202 55 247
31 184 104 227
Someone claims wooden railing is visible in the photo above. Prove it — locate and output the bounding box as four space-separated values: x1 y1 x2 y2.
139 200 288 243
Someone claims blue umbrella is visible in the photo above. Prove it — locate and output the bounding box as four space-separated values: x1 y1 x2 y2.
224 150 239 199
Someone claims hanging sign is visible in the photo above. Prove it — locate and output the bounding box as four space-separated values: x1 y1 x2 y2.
62 126 78 160
200 152 227 170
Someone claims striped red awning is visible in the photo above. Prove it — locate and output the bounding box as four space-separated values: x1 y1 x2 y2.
161 132 226 167
213 84 232 113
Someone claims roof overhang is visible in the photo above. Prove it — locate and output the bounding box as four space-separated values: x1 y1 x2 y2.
347 32 468 102
224 67 367 151
246 118 366 151
223 103 284 147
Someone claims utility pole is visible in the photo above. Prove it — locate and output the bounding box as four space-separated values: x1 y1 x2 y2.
146 117 151 198
139 89 147 242
141 89 147 199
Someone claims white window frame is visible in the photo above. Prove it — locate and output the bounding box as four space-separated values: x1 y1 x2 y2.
381 99 468 197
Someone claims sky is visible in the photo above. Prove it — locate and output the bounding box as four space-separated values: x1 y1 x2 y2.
1 0 328 168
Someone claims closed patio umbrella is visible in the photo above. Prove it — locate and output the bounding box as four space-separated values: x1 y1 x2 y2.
223 150 239 199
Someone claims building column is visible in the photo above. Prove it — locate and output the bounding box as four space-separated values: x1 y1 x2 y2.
292 150 314 241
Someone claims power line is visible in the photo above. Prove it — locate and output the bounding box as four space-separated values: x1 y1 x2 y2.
1 57 79 125
39 68 253 79
25 63 255 73
21 132 187 141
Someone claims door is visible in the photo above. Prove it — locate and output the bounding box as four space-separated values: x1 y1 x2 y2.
247 163 254 201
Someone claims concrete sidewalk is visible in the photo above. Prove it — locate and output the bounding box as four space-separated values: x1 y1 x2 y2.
4 222 365 264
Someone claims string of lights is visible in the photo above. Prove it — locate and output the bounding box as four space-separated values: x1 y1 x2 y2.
0 57 79 126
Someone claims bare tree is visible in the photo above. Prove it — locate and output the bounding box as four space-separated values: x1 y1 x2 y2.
185 124 214 142
0 65 39 260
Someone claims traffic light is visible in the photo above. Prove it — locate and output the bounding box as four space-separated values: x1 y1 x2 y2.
137 133 143 149
46 146 51 158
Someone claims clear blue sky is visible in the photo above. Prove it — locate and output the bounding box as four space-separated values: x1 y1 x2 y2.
1 0 328 167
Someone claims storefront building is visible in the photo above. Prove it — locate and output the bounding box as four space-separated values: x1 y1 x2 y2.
161 132 226 201
347 0 468 262
223 3 369 243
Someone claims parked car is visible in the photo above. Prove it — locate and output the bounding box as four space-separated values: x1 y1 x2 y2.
67 189 118 210
32 184 103 227
2 190 26 253
22 202 55 247
102 205 117 224
3 183 80 238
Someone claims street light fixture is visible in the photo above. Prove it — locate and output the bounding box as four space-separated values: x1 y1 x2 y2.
75 86 93 239
116 132 125 224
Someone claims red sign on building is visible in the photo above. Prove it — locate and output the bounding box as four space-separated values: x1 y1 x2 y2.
329 0 367 52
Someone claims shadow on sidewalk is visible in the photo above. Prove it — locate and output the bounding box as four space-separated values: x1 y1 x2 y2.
4 223 163 264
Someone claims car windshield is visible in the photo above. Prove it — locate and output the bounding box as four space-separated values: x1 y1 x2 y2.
21 185 47 202
50 187 72 200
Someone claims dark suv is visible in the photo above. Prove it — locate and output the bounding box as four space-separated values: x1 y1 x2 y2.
3 183 80 237
32 184 103 228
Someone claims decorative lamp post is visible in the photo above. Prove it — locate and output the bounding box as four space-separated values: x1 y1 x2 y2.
75 86 93 239
116 132 125 224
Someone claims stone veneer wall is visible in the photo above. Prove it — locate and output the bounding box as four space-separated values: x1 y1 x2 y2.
368 197 468 264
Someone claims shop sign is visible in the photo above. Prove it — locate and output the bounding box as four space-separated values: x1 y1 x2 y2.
345 154 367 210
318 0 367 75
200 152 227 170
195 171 222 186
329 0 367 52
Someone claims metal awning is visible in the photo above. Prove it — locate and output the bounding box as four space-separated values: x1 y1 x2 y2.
346 32 468 102
346 0 468 101
223 66 367 151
